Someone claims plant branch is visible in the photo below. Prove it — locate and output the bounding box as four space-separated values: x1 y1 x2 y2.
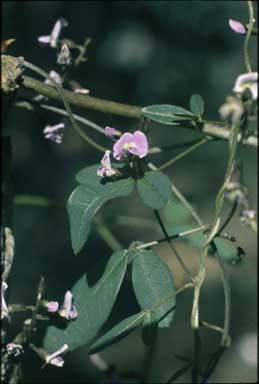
191 108 241 330
244 1 254 72
158 137 209 171
20 73 257 147
22 62 106 152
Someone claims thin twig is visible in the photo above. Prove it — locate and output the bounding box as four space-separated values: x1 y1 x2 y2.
153 210 195 282
244 1 254 72
23 62 107 152
158 137 209 171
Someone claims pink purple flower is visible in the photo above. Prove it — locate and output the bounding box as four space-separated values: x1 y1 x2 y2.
60 291 78 320
97 150 116 177
229 19 246 35
43 122 65 144
113 131 148 160
38 18 68 48
1 281 9 320
233 72 258 100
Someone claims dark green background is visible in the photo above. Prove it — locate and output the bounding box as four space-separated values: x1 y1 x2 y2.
2 1 257 382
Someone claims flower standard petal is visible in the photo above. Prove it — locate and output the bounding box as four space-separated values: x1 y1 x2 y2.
113 132 133 160
61 291 78 320
129 131 148 158
50 18 68 48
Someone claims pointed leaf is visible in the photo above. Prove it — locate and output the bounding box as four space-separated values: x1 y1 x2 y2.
43 250 128 353
189 94 204 116
132 249 176 328
142 105 195 125
137 171 172 210
68 165 134 254
89 311 146 354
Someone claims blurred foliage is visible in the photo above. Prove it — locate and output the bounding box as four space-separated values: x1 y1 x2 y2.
2 1 257 382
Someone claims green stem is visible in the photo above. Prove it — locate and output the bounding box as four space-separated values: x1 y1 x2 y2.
171 185 204 227
14 194 60 208
244 1 254 72
213 245 231 347
153 210 195 282
191 113 241 330
136 225 206 250
14 194 123 252
40 104 107 135
94 214 123 252
158 137 209 171
23 62 106 152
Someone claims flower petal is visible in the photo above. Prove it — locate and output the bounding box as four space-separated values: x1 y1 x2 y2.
129 131 148 158
233 72 258 100
229 19 246 34
47 301 59 313
113 132 133 160
38 35 51 44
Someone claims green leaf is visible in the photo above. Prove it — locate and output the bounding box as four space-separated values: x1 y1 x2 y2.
132 249 176 328
137 171 172 210
142 104 195 125
189 94 204 116
43 250 128 353
213 238 245 264
89 311 146 354
68 165 134 254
